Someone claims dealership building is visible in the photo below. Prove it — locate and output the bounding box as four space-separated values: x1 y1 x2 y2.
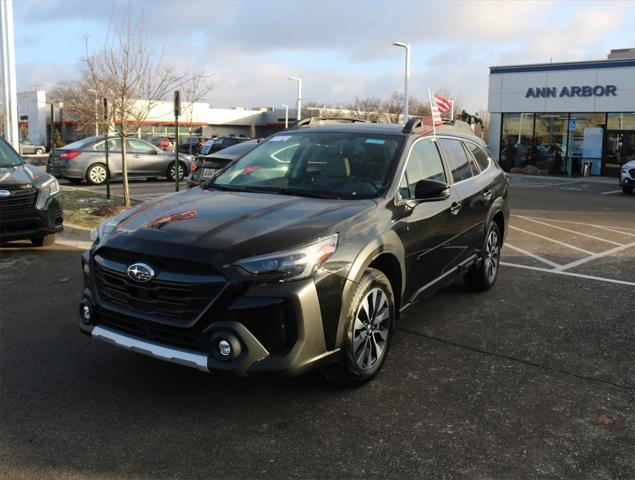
16 91 298 148
488 48 635 176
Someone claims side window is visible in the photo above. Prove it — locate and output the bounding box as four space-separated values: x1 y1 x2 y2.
404 140 447 198
439 138 473 183
465 141 491 172
94 138 122 152
128 139 156 153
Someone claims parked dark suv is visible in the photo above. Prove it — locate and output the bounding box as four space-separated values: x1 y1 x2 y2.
79 118 509 384
0 137 63 246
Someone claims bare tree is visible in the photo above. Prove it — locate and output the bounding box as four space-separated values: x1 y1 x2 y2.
181 74 213 154
52 9 210 207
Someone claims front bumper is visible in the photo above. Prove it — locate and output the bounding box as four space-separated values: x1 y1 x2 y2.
79 249 344 377
620 175 634 187
0 195 63 242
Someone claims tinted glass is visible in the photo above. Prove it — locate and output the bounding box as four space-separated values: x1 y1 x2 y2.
63 137 98 150
211 140 256 157
128 138 156 153
465 142 491 172
94 138 122 152
0 138 23 166
212 132 401 199
403 140 446 199
439 138 473 182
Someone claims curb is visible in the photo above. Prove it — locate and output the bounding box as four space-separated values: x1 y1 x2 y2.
60 222 92 242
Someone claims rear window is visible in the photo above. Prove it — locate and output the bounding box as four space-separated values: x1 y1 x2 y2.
62 137 96 150
465 142 491 171
439 138 473 183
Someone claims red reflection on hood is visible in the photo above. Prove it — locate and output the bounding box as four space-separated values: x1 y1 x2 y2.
144 210 198 230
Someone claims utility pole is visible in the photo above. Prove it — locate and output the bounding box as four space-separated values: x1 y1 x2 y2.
392 42 411 124
289 77 302 121
174 90 181 192
282 104 289 129
1 0 19 149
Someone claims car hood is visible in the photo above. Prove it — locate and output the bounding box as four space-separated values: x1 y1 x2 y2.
0 163 48 186
623 160 635 168
101 187 377 263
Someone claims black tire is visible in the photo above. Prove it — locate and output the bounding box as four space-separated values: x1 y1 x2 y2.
323 268 395 386
622 185 633 195
464 221 501 292
86 163 109 185
30 233 56 247
166 162 187 182
66 178 83 185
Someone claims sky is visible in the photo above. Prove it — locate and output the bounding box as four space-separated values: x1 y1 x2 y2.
10 0 635 113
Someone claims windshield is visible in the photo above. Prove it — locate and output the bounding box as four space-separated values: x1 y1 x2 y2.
210 132 401 199
0 137 23 167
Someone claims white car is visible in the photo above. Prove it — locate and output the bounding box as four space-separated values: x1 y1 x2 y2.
620 160 635 194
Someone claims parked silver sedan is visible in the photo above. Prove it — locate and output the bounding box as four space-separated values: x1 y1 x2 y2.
46 136 191 185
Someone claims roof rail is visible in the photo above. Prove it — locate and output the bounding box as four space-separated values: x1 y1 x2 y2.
402 116 423 133
293 116 369 127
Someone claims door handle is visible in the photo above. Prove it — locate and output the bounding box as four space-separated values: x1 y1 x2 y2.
483 189 492 200
449 202 462 215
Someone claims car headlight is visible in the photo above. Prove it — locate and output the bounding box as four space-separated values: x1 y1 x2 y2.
234 234 338 281
35 175 60 209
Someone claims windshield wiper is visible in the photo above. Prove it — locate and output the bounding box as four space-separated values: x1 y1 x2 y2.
275 188 339 199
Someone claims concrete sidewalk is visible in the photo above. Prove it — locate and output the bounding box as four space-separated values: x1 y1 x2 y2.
508 173 618 185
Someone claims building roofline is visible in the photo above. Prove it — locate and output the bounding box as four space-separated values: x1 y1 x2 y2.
490 58 635 74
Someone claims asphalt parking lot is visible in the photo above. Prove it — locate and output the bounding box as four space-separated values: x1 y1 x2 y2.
1 177 633 479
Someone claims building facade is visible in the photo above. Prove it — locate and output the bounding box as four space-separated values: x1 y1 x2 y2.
16 90 298 148
488 48 635 176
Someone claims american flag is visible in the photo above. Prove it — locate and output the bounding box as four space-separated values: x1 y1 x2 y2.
431 106 443 126
433 94 452 113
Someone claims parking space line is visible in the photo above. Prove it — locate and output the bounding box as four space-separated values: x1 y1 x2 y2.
509 226 595 255
600 190 623 195
504 243 562 268
514 215 625 246
523 217 635 236
553 241 635 272
501 262 635 287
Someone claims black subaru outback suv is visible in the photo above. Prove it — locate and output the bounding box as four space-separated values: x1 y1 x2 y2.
80 118 509 384
0 137 63 246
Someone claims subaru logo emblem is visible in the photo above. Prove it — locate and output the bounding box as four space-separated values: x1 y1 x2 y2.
0 190 11 199
126 263 155 283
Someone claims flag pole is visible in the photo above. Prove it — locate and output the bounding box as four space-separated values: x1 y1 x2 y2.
429 88 436 139
450 100 455 122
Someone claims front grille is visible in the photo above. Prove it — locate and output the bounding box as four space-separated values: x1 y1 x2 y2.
98 247 217 276
93 250 226 322
98 310 208 352
629 168 635 178
0 186 38 218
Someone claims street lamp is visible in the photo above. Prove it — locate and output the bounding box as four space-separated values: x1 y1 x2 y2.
88 88 99 136
281 104 289 129
288 77 302 121
392 42 411 123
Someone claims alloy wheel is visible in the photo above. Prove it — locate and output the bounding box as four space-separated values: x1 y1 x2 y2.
484 230 500 281
352 287 391 371
89 165 107 184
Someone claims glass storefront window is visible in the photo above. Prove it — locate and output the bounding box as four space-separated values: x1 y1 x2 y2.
534 113 568 175
500 113 534 171
607 113 635 131
566 113 606 175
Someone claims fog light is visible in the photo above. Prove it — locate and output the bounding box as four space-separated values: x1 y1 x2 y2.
81 304 91 324
83 263 90 275
218 339 232 358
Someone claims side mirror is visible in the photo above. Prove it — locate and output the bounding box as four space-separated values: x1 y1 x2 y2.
414 179 451 201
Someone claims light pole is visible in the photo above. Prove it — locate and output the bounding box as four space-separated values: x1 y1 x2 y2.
392 42 411 124
289 77 302 121
281 104 289 129
1 0 19 150
88 88 99 136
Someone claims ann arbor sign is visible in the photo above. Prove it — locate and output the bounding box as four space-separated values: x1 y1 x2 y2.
525 85 617 98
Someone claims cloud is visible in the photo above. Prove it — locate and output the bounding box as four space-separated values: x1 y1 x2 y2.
12 0 635 114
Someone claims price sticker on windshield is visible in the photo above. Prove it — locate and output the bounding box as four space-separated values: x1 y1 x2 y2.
270 135 292 142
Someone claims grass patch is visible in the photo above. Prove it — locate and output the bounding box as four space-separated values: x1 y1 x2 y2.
61 187 141 228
